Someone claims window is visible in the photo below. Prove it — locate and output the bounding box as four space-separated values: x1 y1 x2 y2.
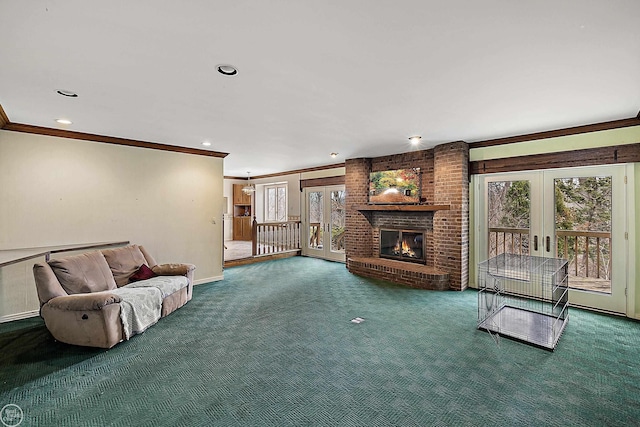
265 184 287 222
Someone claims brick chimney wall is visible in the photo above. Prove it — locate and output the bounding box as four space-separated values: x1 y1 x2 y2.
433 141 469 290
345 158 373 259
345 141 469 290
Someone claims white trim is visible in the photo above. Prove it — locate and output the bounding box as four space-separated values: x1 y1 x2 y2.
625 164 636 319
0 309 39 323
194 275 224 285
264 183 288 222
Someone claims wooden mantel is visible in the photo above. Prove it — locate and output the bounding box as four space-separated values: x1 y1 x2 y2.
352 204 450 212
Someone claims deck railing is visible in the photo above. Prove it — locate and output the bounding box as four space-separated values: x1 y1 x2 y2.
252 220 301 256
556 230 611 280
488 227 530 257
488 227 611 280
309 222 321 248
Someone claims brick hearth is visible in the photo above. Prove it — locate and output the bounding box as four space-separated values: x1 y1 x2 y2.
348 257 449 290
345 141 469 290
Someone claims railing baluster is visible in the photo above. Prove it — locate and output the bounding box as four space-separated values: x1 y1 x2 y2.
575 237 578 276
596 237 600 279
585 237 589 277
251 218 258 256
518 233 522 255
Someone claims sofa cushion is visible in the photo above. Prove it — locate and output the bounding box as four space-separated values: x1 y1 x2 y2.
129 264 157 283
102 245 148 287
48 251 117 295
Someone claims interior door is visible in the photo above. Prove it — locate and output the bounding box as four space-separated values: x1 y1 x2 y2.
303 185 346 262
479 165 627 314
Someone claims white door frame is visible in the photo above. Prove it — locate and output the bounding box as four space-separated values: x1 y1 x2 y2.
301 185 346 263
474 165 629 315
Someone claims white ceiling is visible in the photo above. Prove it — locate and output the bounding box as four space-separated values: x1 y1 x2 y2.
1 1 639 177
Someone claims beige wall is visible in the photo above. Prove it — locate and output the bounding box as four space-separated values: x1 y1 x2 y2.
469 125 640 319
0 130 224 321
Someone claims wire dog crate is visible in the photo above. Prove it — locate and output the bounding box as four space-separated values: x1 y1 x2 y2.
477 253 569 350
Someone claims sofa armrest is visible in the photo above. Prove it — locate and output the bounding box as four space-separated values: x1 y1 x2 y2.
151 263 196 277
46 292 122 311
33 262 68 305
152 263 196 302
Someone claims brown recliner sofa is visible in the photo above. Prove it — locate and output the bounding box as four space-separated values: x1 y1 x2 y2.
33 244 195 348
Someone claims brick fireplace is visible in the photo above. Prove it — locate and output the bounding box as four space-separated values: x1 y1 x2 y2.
345 141 469 290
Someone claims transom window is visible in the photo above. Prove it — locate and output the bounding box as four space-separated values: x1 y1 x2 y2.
265 184 287 222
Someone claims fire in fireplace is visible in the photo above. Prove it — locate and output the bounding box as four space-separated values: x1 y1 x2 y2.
379 229 426 264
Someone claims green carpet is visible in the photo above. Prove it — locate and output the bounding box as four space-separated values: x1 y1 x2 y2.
1 257 639 426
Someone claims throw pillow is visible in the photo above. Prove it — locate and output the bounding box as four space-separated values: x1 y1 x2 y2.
129 264 157 283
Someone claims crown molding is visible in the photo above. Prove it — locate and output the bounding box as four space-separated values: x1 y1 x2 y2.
224 162 345 180
471 115 640 148
2 122 228 158
225 162 345 180
251 162 345 179
0 103 227 158
0 104 9 128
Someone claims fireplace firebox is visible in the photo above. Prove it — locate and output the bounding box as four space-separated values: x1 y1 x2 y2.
380 229 426 264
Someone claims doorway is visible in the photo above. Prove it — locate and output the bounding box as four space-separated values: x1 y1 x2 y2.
477 165 628 314
302 185 346 262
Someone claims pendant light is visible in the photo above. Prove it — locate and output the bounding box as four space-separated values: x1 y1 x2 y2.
242 172 256 194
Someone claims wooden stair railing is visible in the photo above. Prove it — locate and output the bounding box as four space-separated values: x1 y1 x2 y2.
252 219 301 256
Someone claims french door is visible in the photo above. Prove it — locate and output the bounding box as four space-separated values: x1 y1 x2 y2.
302 185 346 262
478 165 628 314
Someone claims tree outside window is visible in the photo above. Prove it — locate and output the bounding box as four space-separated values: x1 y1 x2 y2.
265 184 287 222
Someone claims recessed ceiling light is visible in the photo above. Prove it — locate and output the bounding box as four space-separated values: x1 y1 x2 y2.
202 141 212 147
217 64 238 76
408 135 422 145
56 90 78 97
330 152 338 158
55 119 72 125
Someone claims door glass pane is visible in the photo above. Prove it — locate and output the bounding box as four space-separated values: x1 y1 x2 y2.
487 180 530 258
554 176 612 294
330 190 346 253
308 191 323 249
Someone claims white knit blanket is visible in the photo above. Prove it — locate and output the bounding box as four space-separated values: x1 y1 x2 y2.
111 287 163 340
111 277 189 340
125 276 188 297
111 276 189 340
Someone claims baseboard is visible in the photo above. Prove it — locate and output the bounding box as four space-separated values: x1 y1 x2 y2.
194 275 224 286
0 309 39 323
